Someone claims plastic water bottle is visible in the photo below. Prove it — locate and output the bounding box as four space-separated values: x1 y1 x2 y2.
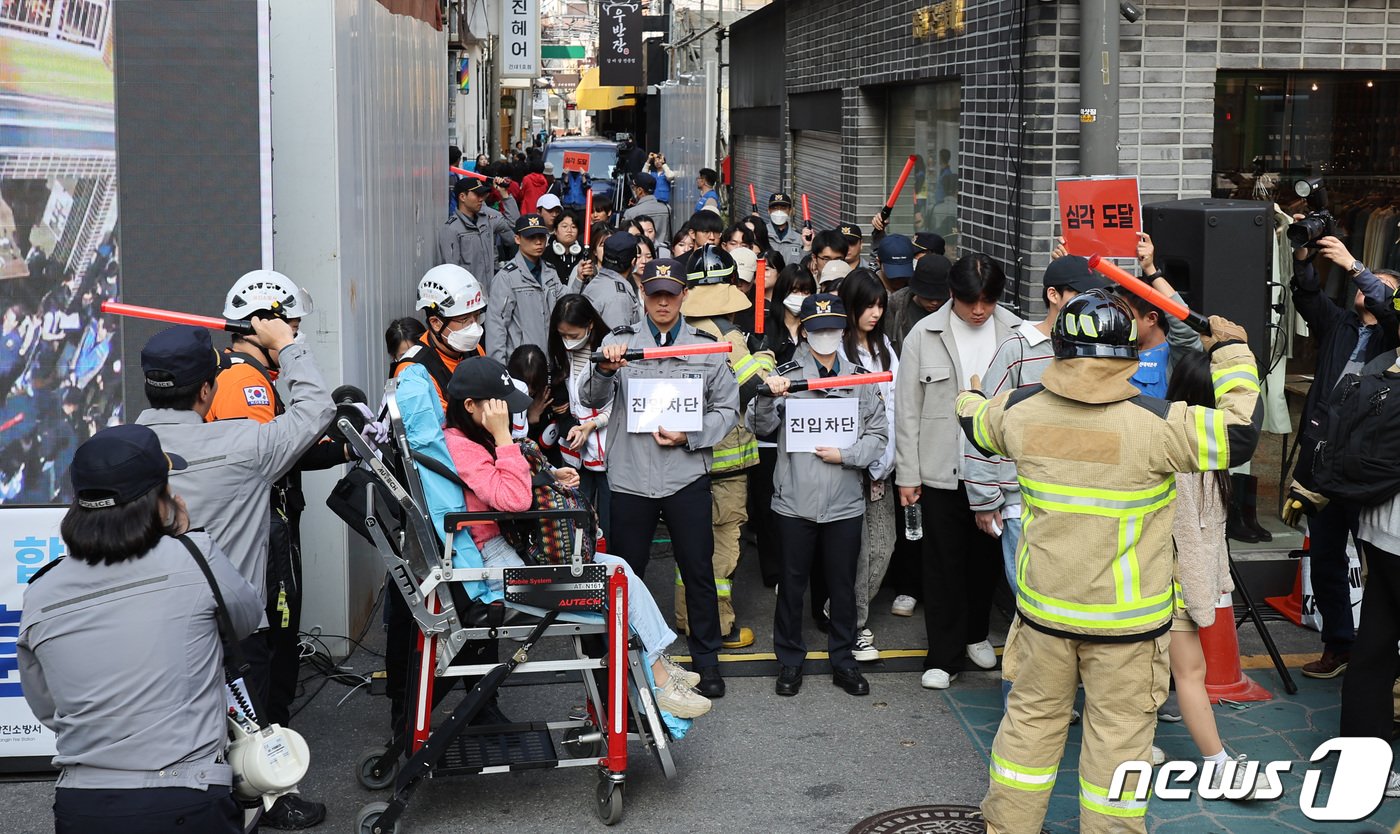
904 503 924 541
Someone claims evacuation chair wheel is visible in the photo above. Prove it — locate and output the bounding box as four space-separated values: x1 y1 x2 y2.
355 745 400 791
595 780 625 825
355 801 399 834
561 726 602 759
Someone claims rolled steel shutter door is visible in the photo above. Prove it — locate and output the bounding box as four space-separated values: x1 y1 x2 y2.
733 135 784 214
792 130 841 230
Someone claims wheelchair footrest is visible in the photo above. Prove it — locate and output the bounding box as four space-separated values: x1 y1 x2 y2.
432 723 558 775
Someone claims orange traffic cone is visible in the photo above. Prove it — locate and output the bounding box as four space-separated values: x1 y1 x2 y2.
1200 590 1272 703
1265 557 1306 626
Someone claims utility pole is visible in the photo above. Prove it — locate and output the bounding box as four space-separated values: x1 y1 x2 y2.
1078 0 1119 175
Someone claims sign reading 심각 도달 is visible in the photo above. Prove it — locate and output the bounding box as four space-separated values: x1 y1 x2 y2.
627 378 704 434
784 397 859 454
562 151 590 173
1056 176 1141 259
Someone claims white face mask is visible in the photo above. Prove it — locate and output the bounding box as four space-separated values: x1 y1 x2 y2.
806 330 843 356
563 333 590 351
444 321 482 353
782 293 808 316
769 210 790 227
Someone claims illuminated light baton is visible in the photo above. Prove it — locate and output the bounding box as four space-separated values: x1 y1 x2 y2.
1086 254 1210 334
0 413 22 433
748 183 758 215
754 258 767 335
590 342 733 363
584 189 594 246
758 370 893 396
880 155 918 223
101 300 254 335
801 194 812 231
449 166 490 181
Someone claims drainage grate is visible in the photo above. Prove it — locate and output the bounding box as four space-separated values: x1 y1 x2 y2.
848 805 1045 834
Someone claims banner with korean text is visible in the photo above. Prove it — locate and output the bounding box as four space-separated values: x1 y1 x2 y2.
0 506 64 767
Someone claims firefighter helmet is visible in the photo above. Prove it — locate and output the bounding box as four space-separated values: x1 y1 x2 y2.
684 244 736 286
1052 288 1138 360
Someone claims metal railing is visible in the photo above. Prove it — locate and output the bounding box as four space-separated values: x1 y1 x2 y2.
0 0 110 50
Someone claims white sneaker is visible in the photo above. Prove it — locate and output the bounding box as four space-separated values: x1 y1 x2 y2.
891 595 917 617
1206 753 1267 801
1387 771 1400 798
653 675 711 719
1151 745 1166 766
853 629 879 662
659 654 700 688
966 640 997 670
921 668 958 689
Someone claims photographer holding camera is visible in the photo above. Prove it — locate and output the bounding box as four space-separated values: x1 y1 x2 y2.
646 151 675 206
1288 218 1400 680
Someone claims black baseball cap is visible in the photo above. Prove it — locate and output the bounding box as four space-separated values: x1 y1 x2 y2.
799 293 847 331
839 223 863 243
141 326 229 389
456 177 492 197
70 424 187 509
911 253 952 301
1044 255 1111 294
640 258 687 295
876 234 916 279
913 232 947 256
446 356 533 413
515 214 549 237
633 171 657 190
768 192 793 208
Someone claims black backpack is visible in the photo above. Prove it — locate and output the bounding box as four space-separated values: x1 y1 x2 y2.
1309 369 1400 505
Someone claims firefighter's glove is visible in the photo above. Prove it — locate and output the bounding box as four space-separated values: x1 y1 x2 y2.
1281 480 1329 528
1202 315 1247 351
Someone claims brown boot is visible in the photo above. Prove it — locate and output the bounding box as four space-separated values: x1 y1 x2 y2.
1301 648 1349 679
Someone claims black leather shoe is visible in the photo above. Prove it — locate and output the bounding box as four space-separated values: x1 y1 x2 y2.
832 667 870 696
697 665 726 698
262 793 327 830
775 665 803 696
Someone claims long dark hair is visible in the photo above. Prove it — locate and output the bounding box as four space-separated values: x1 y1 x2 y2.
548 294 609 378
61 485 180 565
839 268 892 371
768 263 818 339
742 215 772 253
1166 350 1230 506
445 394 501 460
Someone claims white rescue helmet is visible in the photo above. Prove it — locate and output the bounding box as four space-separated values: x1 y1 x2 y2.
224 270 314 320
416 264 485 318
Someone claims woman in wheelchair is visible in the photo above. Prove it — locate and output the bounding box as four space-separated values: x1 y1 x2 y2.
443 356 713 719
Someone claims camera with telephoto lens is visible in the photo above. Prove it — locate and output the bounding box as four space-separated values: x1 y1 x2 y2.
1287 178 1337 248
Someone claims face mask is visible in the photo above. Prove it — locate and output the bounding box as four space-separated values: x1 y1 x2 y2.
782 293 807 316
563 333 590 351
444 321 482 353
769 210 790 227
807 330 843 356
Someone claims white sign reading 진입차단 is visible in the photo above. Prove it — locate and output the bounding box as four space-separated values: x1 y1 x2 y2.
627 378 704 434
784 397 859 453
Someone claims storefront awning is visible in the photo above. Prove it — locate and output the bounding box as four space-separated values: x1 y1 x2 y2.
573 67 636 111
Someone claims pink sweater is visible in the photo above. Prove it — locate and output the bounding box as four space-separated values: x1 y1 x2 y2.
444 429 534 547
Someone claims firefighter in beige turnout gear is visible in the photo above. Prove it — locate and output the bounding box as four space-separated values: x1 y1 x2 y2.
956 290 1262 834
674 245 774 648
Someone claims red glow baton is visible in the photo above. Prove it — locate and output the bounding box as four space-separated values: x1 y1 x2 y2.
450 166 489 181
1086 255 1210 334
759 370 893 396
748 183 758 215
590 342 733 363
880 155 918 222
102 300 254 335
801 194 812 230
754 258 767 335
584 190 594 246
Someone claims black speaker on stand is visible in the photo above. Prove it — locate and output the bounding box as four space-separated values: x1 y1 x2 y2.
1142 198 1274 363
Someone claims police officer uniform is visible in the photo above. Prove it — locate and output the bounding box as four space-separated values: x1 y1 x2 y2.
486 214 565 364
750 295 887 696
579 261 739 695
584 233 643 330
763 193 807 267
437 180 520 293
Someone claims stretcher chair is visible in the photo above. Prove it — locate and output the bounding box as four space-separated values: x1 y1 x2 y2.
338 377 677 833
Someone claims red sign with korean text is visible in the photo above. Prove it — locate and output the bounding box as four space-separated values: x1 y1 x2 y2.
562 151 590 173
1056 177 1141 258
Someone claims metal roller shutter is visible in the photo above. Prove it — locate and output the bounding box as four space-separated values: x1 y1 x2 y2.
732 134 783 211
792 130 842 230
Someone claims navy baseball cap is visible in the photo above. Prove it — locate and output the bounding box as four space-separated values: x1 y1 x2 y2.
768 192 794 207
515 214 550 237
799 293 847 331
640 258 687 295
141 325 228 389
876 234 916 279
446 356 533 413
70 424 187 509
1044 255 1111 294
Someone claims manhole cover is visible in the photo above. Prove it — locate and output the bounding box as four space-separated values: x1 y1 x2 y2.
849 805 1048 834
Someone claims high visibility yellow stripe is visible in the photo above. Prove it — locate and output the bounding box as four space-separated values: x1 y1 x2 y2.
1212 364 1260 396
973 400 1003 456
1114 514 1141 604
989 752 1057 791
711 440 760 471
735 354 764 384
1017 583 1174 629
1194 407 1227 470
1080 777 1149 817
1019 477 1175 519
